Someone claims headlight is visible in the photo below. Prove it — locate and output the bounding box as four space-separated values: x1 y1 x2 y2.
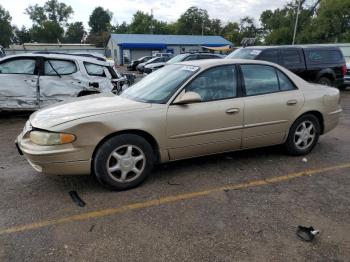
30 131 76 145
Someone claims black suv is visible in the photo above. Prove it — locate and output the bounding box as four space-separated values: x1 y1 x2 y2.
226 46 347 88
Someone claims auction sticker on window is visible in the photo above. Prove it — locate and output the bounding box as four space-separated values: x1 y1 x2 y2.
250 50 262 55
181 66 199 72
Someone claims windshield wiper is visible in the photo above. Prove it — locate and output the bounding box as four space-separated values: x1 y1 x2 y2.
48 60 62 78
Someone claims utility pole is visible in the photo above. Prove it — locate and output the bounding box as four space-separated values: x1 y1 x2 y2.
202 20 204 36
150 9 154 34
292 0 301 45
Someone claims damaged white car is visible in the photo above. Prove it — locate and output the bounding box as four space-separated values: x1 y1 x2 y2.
0 53 130 111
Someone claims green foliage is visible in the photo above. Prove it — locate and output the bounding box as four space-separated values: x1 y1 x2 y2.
88 7 112 34
65 22 85 43
0 5 13 47
112 22 129 34
300 0 350 43
29 21 64 43
25 0 73 43
176 6 210 35
13 26 31 44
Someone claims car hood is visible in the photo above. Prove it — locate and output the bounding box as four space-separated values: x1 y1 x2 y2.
30 93 151 129
145 62 166 68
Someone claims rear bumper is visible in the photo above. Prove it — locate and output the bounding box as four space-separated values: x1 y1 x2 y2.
324 108 342 133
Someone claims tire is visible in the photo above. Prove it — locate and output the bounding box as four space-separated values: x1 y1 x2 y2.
93 134 155 190
317 77 332 86
285 114 320 156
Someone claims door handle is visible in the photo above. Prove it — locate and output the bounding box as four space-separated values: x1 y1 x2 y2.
287 99 298 106
226 108 240 114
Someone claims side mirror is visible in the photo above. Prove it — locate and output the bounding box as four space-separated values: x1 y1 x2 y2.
173 91 202 105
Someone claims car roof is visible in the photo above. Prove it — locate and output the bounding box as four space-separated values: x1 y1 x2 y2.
239 45 341 50
0 53 110 66
177 58 278 68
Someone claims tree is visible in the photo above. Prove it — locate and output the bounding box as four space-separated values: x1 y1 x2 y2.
0 5 13 47
208 19 222 35
13 26 31 44
222 22 240 45
300 0 350 43
65 22 85 43
25 0 73 27
176 6 210 35
129 11 153 34
25 0 73 43
112 22 129 34
30 21 64 43
88 7 112 34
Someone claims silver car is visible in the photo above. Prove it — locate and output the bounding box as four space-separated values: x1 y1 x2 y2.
0 53 128 111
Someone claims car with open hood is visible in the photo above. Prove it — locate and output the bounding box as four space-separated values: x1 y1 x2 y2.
16 59 342 190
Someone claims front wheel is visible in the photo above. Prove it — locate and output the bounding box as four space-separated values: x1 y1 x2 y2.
285 114 320 156
93 134 154 190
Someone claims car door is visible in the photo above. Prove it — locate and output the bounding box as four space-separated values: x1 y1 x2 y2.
240 64 304 149
0 56 38 110
83 62 115 92
39 58 85 107
166 65 244 160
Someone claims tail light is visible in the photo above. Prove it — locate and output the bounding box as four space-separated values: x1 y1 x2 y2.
342 64 347 76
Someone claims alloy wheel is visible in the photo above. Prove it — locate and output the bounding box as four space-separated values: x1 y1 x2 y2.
106 145 146 183
293 121 316 150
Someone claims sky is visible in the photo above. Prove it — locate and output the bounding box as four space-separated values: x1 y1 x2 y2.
0 0 290 29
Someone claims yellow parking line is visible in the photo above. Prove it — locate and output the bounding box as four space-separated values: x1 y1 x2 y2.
1 162 350 235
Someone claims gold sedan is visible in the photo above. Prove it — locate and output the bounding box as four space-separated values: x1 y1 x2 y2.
16 59 342 190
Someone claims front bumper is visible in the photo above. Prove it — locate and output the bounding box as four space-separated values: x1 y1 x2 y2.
16 132 92 175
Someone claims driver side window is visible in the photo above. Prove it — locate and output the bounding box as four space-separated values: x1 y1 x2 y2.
185 65 237 102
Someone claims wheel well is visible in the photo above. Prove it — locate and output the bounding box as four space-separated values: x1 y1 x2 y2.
77 91 100 97
319 73 335 81
91 130 160 164
298 111 324 134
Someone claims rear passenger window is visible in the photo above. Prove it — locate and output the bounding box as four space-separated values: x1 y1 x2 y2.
258 50 279 64
44 60 77 75
241 65 279 96
277 70 296 91
0 59 36 74
84 62 106 76
282 50 302 65
306 50 343 63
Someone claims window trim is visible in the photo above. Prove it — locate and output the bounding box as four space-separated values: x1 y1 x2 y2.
44 58 77 76
83 61 107 77
171 64 242 104
0 57 38 75
238 64 298 97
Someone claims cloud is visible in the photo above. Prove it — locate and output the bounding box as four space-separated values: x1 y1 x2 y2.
2 0 289 29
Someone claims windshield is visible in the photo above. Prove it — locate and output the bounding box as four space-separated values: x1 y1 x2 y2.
226 48 262 59
166 54 189 64
146 57 160 64
121 64 199 103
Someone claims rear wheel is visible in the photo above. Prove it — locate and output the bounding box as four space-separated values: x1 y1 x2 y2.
93 134 154 190
285 114 320 156
317 77 332 86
